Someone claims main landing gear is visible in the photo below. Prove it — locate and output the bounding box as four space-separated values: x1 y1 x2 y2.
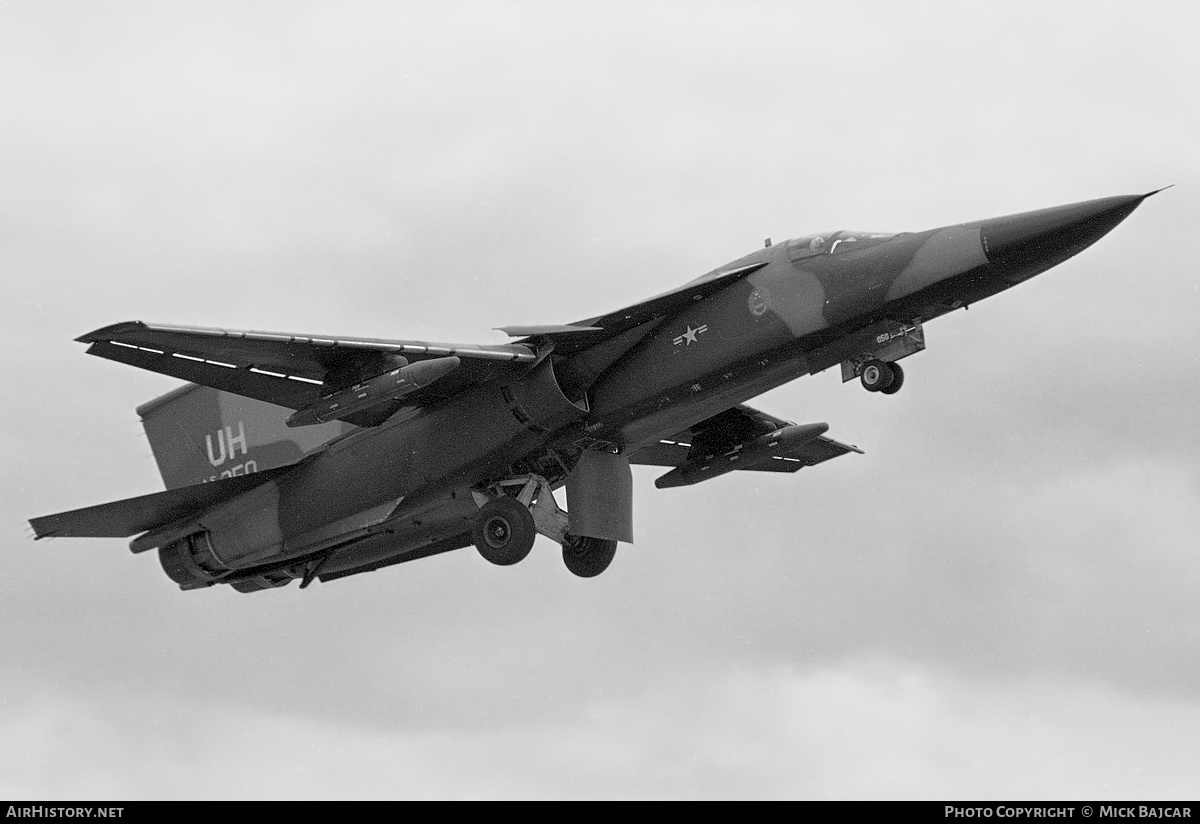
471 475 618 578
859 359 904 395
472 496 536 566
561 534 618 578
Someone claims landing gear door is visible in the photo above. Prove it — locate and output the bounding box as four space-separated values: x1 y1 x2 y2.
839 320 925 383
566 450 633 544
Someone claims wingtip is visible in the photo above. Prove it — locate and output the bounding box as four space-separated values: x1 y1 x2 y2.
1143 185 1174 199
75 320 148 344
27 519 55 540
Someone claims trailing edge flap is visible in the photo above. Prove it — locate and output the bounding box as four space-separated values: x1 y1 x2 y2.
629 403 862 475
78 322 538 425
29 463 297 540
526 260 769 355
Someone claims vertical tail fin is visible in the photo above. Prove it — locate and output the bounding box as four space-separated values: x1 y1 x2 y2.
137 384 353 489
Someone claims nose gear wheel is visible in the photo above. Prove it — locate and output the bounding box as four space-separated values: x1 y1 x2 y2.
880 361 904 395
860 359 895 393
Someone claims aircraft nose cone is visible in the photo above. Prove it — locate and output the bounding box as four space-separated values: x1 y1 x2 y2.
981 191 1157 279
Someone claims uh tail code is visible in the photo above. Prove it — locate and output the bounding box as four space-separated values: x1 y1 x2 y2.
203 421 257 482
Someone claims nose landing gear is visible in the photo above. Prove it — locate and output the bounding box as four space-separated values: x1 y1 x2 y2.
837 319 922 397
859 359 905 395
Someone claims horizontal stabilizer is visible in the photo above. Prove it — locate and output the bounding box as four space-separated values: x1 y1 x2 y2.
29 464 296 539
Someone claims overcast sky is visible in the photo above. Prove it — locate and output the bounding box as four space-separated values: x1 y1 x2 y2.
2 1 1198 800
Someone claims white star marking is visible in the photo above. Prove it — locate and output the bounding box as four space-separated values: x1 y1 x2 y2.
673 324 709 346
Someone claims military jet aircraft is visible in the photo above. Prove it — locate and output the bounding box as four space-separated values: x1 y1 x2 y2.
30 191 1158 592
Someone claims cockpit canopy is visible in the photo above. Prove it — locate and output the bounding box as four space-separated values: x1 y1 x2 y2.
786 230 897 261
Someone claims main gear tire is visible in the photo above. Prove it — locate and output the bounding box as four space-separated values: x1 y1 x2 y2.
860 360 894 393
880 361 905 394
561 534 617 578
473 497 536 566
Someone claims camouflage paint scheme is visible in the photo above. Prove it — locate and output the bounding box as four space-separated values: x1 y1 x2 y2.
30 193 1157 592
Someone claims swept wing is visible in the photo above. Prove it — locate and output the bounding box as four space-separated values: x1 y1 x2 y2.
630 404 862 486
78 321 538 427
